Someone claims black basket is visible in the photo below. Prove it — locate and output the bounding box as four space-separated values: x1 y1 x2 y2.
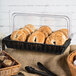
2 35 71 54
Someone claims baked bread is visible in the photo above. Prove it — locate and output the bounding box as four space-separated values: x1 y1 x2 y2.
45 31 68 45
20 28 31 37
28 31 45 43
24 24 36 33
10 30 27 41
3 59 13 67
39 26 52 38
0 56 6 61
23 28 31 35
57 29 68 37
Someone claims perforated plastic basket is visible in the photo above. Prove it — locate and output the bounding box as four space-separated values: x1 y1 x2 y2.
2 13 71 54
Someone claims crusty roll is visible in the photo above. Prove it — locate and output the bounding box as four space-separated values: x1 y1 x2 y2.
46 31 68 45
24 24 36 33
39 26 52 38
3 59 13 67
28 31 45 43
57 29 68 37
10 30 27 41
22 28 31 35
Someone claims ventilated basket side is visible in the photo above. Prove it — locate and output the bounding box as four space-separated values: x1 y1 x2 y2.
0 68 12 76
0 64 21 76
2 35 71 54
11 64 21 75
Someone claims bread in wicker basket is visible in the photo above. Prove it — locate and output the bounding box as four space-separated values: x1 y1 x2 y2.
0 51 21 76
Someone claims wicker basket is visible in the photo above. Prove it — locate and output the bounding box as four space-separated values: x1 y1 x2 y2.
0 51 21 76
67 51 76 76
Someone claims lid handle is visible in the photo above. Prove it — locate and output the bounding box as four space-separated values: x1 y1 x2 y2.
70 32 76 39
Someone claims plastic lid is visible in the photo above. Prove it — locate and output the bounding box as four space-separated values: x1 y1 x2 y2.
12 13 71 38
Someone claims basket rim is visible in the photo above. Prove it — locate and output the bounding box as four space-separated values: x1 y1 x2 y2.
0 50 21 71
67 50 76 69
0 64 21 71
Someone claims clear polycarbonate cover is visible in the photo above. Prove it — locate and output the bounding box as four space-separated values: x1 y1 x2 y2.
12 13 71 38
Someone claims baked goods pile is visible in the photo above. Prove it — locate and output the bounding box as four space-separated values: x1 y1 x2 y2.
10 24 68 45
0 51 15 68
